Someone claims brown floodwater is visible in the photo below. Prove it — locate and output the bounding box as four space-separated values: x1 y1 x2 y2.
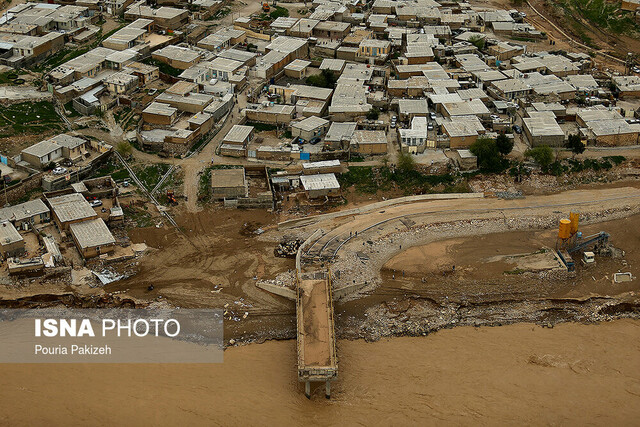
0 320 639 425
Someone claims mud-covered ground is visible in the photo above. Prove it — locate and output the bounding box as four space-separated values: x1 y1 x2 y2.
3 179 640 346
3 205 640 345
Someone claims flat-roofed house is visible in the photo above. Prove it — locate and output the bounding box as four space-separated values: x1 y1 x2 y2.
291 116 330 142
104 71 139 94
125 61 159 86
223 125 254 146
613 76 640 99
0 199 50 229
358 39 390 59
47 193 98 230
284 59 311 79
399 117 428 153
313 21 351 40
350 130 387 154
143 102 177 125
301 160 342 175
124 3 189 29
491 78 532 100
300 173 341 198
49 134 87 163
21 140 63 169
207 57 244 81
211 168 247 199
442 116 485 148
151 45 201 70
577 107 640 146
69 218 116 258
245 104 295 124
0 221 25 258
523 111 565 147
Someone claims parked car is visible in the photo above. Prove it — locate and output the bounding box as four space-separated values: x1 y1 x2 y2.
519 11 527 17
490 114 500 120
52 167 67 175
427 123 434 131
148 88 158 96
513 125 522 134
310 137 321 145
429 112 437 120
90 200 103 208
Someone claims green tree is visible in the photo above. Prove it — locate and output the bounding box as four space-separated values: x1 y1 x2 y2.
366 107 380 120
468 35 486 50
305 69 336 88
565 134 585 155
496 133 514 156
397 150 416 172
469 137 506 173
525 145 554 170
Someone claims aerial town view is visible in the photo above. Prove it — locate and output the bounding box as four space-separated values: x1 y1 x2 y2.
0 0 638 422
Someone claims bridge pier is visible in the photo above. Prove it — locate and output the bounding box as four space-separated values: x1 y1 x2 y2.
325 381 331 399
305 381 310 399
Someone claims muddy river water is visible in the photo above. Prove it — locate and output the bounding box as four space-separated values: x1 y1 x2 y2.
1 319 638 425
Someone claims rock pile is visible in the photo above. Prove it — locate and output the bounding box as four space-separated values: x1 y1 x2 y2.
274 239 302 258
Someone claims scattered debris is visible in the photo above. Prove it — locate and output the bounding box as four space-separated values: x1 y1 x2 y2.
274 238 302 258
93 269 126 285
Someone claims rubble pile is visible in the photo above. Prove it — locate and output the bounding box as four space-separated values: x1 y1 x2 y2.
274 239 302 258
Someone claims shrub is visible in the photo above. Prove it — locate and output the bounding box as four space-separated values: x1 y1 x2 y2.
366 107 380 120
117 141 133 157
397 151 416 173
525 145 554 170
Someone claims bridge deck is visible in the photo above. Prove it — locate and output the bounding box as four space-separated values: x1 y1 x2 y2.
297 276 337 383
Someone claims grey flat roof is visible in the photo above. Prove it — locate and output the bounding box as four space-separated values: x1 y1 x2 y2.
143 101 177 116
154 45 201 63
22 139 61 158
325 122 356 141
48 193 97 224
69 218 115 249
285 59 311 71
292 115 329 132
319 58 345 71
224 125 253 143
0 221 22 245
0 199 49 223
49 134 86 149
443 116 485 137
300 173 340 191
352 130 386 144
523 114 564 137
302 160 340 169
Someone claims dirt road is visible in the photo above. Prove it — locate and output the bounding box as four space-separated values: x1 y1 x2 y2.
1 320 638 424
180 91 248 212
